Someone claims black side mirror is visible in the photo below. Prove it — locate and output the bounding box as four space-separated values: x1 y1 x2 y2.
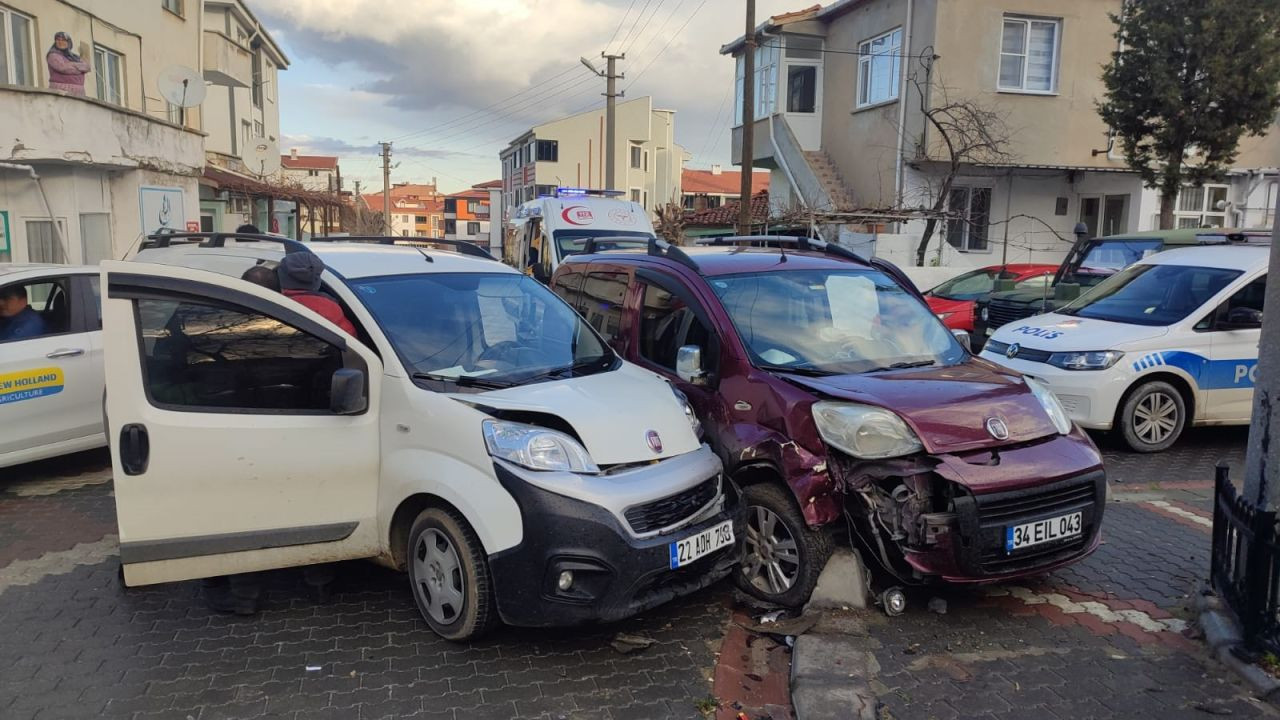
1222 307 1263 330
330 368 367 415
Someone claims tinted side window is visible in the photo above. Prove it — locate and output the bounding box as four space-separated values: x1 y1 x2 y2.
581 271 627 344
137 298 343 412
1228 274 1267 314
86 276 102 330
638 282 711 371
551 268 584 312
0 277 73 344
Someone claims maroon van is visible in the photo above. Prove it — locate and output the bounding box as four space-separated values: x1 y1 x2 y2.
550 237 1107 608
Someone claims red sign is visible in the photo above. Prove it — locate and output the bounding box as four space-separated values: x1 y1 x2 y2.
270 217 280 233
561 206 595 225
186 221 200 232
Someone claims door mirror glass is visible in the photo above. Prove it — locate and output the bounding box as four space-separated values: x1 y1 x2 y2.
330 368 367 415
951 329 972 351
676 345 706 385
1222 307 1263 330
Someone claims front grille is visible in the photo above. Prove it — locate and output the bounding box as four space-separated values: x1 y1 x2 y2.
986 299 1039 330
965 475 1101 575
624 477 719 534
983 339 1051 363
976 480 1096 525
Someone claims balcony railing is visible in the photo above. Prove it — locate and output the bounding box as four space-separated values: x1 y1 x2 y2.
203 31 252 88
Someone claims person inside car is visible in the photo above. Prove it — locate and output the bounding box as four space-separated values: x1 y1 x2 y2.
0 285 48 341
275 252 357 336
241 264 280 292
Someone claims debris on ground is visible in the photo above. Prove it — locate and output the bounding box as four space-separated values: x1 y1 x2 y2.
759 609 786 624
692 694 721 717
1192 703 1235 715
611 632 657 654
928 597 948 615
737 611 820 640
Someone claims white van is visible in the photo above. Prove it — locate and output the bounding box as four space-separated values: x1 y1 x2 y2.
106 233 740 640
504 188 656 283
982 241 1268 452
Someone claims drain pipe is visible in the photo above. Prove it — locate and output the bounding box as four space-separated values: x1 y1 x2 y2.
893 0 914 211
768 115 808 212
0 162 71 262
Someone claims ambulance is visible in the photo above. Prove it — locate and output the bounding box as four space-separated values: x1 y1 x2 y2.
504 188 656 283
982 237 1269 452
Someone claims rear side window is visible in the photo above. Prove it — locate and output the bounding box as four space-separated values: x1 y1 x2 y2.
581 271 628 344
551 268 584 312
0 277 74 343
136 298 342 412
638 283 711 371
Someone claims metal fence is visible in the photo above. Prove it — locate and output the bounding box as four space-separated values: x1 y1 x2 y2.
1211 464 1280 656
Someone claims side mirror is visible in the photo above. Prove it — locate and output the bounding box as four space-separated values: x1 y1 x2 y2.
676 345 707 385
1222 307 1263 330
1054 283 1081 302
330 368 367 415
993 278 1016 292
951 329 972 352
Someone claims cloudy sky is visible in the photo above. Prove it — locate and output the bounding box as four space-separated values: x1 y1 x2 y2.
254 0 799 194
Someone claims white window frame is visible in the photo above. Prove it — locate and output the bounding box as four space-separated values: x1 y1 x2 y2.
997 16 1062 95
93 44 126 106
630 188 642 203
161 0 184 17
630 145 642 170
856 27 902 109
1173 184 1230 228
945 185 994 253
1 6 36 87
264 59 275 102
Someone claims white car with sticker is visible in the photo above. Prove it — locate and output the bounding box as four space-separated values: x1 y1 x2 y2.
0 264 105 469
981 242 1268 452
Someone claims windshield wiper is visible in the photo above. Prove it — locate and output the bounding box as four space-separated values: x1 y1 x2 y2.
865 360 937 373
520 355 616 384
411 372 514 389
758 364 839 377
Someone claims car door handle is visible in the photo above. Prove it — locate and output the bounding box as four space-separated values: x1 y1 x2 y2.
46 348 85 359
120 424 150 476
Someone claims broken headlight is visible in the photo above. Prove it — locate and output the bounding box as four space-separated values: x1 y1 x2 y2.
812 401 923 459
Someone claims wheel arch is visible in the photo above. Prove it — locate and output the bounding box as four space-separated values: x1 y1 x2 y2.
1115 371 1198 427
388 493 472 571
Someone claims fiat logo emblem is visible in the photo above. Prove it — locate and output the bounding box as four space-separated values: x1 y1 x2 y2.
986 417 1010 441
1006 342 1021 359
646 430 663 454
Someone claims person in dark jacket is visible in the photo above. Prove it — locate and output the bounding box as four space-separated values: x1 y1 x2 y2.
46 32 90 96
0 285 48 341
276 253 357 336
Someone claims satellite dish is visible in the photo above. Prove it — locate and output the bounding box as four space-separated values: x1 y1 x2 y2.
157 65 207 108
244 139 280 177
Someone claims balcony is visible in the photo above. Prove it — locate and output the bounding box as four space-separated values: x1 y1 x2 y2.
203 31 252 88
0 86 204 173
730 118 779 167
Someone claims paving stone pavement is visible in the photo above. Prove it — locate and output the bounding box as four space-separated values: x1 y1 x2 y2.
0 450 730 720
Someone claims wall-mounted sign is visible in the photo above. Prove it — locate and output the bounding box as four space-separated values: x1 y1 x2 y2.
139 186 186 236
186 220 200 232
0 210 10 257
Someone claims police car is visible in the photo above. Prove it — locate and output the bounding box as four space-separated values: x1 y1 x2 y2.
981 241 1268 452
0 264 105 469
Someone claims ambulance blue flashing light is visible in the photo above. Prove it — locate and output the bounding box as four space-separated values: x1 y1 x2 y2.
555 187 626 198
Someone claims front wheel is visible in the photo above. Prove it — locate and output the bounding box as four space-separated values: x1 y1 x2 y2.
735 483 832 608
1117 380 1187 453
406 507 496 641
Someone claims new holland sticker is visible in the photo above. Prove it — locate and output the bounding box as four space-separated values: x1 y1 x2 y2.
0 367 65 405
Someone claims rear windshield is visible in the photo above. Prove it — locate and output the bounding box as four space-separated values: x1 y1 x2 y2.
1060 263 1242 326
929 268 1002 300
1071 240 1163 282
555 230 654 260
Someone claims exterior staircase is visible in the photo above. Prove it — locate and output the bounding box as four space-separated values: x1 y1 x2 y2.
802 150 856 212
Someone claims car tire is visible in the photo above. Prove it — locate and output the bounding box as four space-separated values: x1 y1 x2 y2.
1117 380 1187 453
735 483 832 608
406 507 496 641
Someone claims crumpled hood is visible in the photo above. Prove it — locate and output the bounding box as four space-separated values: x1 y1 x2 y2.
987 313 1171 351
781 359 1059 455
454 362 700 466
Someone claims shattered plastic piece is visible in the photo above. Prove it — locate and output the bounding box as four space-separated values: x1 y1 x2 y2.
785 636 795 647
759 610 785 624
611 632 657 654
928 597 948 615
305 665 322 672
903 643 921 655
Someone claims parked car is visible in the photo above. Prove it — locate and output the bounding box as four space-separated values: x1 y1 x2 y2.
550 237 1107 608
924 264 1057 332
982 238 1269 452
0 263 106 470
106 232 741 640
504 188 656 283
973 228 1268 342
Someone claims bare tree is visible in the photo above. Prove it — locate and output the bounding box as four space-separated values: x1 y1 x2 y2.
654 201 689 245
909 73 1015 266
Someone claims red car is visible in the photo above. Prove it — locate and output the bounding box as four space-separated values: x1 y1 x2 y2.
925 264 1058 331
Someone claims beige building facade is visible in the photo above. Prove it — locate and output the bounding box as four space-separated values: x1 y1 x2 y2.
724 0 1280 266
499 96 685 225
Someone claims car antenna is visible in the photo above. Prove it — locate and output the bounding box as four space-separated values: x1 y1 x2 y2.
412 246 434 263
778 238 787 263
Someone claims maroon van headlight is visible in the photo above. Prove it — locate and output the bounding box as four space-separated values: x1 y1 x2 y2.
811 401 923 459
1023 378 1073 434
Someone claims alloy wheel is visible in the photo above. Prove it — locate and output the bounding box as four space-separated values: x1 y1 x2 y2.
413 528 465 625
1133 391 1179 445
742 505 801 595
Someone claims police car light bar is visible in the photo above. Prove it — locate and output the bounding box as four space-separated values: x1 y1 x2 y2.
1197 231 1273 246
555 187 626 198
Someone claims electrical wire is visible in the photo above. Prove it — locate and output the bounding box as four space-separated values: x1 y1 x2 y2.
605 0 640 53
623 0 711 92
615 0 656 55
619 0 672 57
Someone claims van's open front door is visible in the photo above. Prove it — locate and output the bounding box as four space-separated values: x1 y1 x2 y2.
101 261 383 586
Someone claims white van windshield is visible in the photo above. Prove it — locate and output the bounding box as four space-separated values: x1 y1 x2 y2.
1060 263 1242 326
352 273 614 388
555 230 654 260
709 269 965 375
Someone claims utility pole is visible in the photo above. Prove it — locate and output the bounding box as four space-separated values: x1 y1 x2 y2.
1244 190 1280 508
380 141 393 235
582 54 624 191
737 0 756 235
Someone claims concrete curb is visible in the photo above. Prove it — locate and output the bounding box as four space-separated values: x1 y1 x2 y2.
790 633 879 720
1197 591 1280 702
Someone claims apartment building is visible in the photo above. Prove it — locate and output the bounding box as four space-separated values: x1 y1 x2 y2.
363 182 444 238
498 96 685 226
0 0 206 262
442 189 491 248
281 150 341 236
722 0 1280 266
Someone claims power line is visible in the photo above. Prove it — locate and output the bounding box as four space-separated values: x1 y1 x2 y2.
605 0 640 53
615 0 655 55
624 0 711 92
622 0 684 67
695 83 732 164
620 0 671 56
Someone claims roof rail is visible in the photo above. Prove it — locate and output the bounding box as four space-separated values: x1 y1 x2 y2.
140 231 312 254
577 236 700 272
309 236 496 260
1197 231 1273 246
695 235 867 264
